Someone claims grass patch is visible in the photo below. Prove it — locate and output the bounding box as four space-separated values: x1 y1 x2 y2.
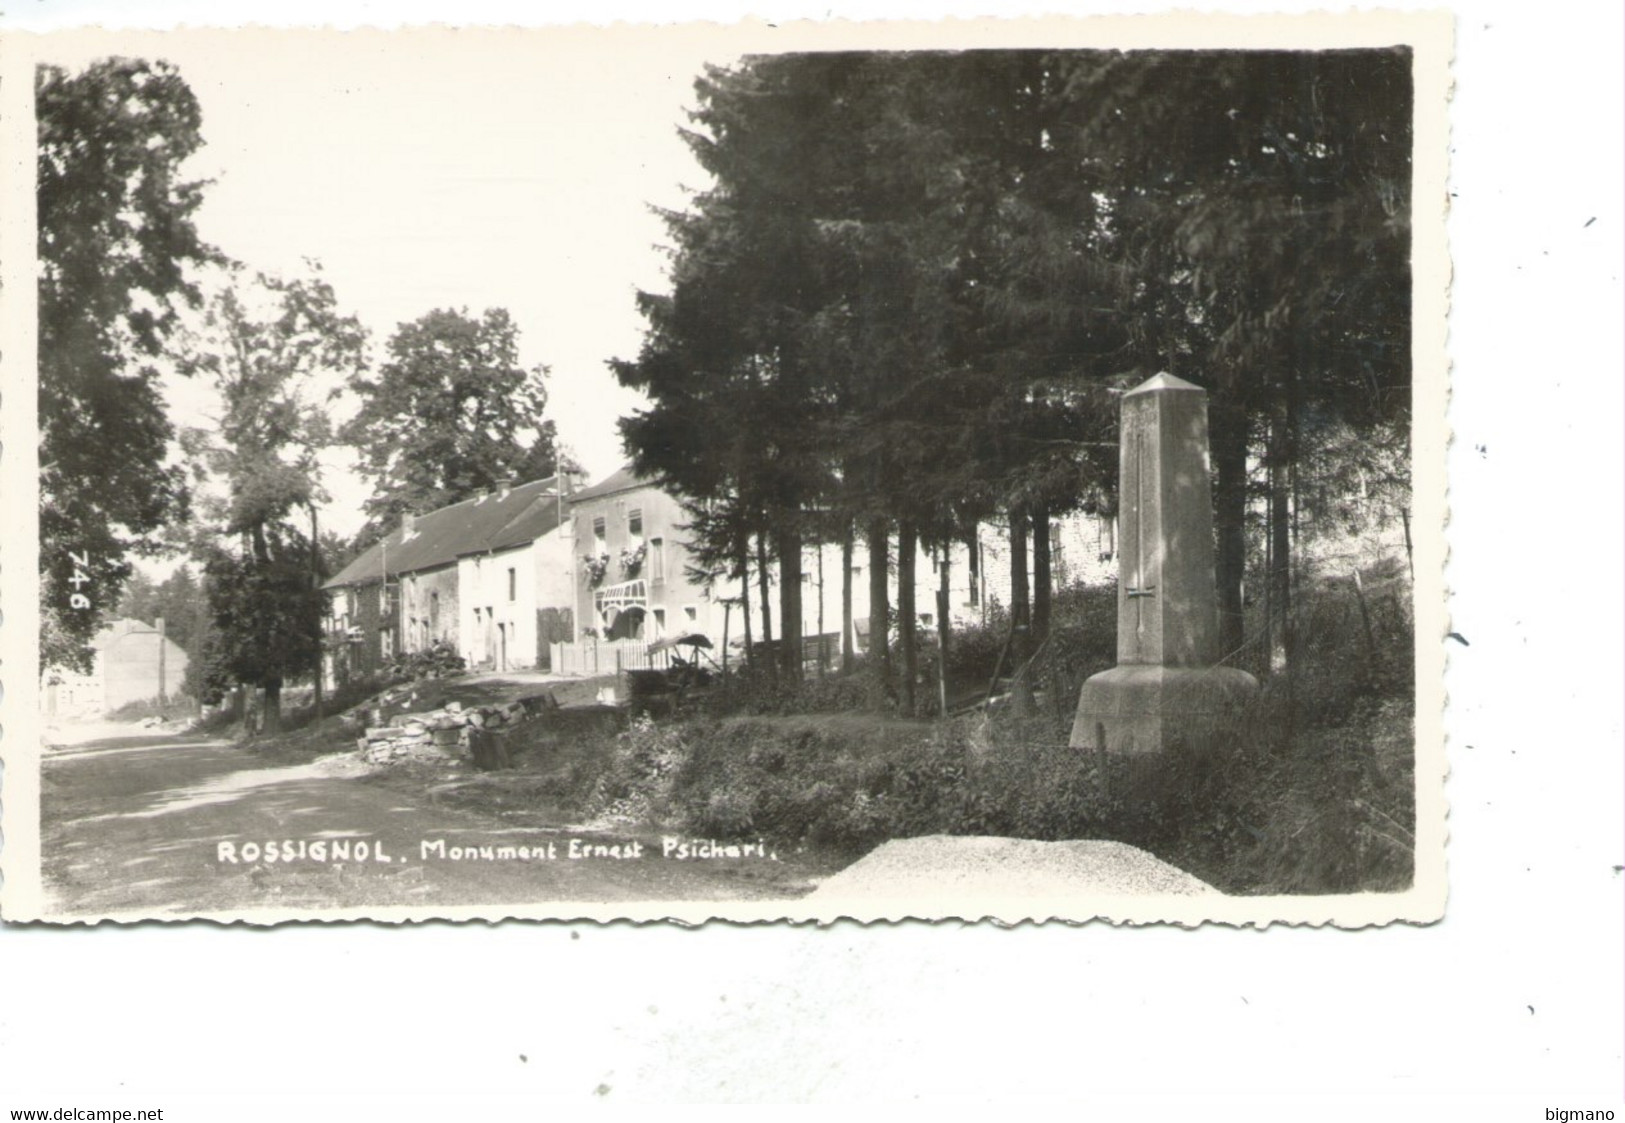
224 570 1415 897
554 694 1411 894
510 571 1416 896
105 693 201 722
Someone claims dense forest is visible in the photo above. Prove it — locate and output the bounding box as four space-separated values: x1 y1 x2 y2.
613 49 1414 699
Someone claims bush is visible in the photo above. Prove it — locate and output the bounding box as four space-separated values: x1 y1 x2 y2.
1238 754 1414 894
1167 570 1416 893
667 715 935 849
1029 584 1119 705
943 583 1117 725
587 713 691 824
945 603 1013 683
542 675 1410 893
323 674 392 716
531 572 1415 895
386 640 466 683
596 710 1254 860
700 663 874 717
277 673 391 734
105 693 200 722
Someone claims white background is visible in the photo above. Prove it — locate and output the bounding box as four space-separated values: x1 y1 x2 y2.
2 0 1622 1114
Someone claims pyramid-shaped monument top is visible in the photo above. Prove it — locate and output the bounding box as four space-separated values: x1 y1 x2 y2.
1125 371 1205 397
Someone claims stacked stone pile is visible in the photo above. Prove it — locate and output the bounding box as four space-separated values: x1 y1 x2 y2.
337 685 425 736
356 695 555 765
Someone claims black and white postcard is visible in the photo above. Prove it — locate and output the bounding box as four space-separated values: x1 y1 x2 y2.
1 13 1452 925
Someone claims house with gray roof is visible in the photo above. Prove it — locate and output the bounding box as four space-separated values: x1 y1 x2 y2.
321 476 574 683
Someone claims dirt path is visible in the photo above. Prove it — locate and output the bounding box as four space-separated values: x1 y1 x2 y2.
41 725 823 919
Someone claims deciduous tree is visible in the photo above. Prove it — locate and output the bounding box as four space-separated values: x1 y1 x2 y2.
343 308 568 543
37 58 221 671
115 565 206 652
184 266 364 732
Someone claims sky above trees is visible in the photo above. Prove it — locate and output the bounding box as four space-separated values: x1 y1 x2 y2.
30 29 719 540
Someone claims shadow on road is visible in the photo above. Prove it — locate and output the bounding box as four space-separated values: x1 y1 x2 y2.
40 724 824 919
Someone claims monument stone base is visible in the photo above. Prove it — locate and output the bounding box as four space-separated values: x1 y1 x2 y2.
1069 664 1259 755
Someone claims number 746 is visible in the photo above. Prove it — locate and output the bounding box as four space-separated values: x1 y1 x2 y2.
67 549 91 610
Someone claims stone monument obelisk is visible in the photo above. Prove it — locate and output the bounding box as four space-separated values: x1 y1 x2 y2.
1070 373 1258 754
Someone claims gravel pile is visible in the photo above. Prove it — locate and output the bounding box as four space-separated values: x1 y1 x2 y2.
809 836 1217 901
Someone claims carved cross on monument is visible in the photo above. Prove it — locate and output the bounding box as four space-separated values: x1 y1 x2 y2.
1070 373 1258 755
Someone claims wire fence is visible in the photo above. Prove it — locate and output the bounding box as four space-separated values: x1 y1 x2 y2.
972 550 1415 759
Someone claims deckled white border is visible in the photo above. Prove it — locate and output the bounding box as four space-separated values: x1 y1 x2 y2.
0 12 1452 927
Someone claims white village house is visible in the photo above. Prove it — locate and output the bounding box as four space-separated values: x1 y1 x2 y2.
321 477 574 685
456 482 575 672
44 617 190 718
550 465 1118 673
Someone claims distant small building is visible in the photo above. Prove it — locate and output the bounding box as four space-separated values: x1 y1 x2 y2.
45 617 190 718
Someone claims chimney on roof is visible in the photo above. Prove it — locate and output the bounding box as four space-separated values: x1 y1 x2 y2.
499 476 515 500
402 510 416 534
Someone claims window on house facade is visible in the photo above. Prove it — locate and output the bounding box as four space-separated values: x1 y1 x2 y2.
430 591 440 631
628 508 644 544
508 567 516 602
593 516 607 553
684 605 698 622
652 607 665 635
649 537 665 583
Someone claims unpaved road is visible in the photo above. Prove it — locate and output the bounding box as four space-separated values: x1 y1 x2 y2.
40 724 821 918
